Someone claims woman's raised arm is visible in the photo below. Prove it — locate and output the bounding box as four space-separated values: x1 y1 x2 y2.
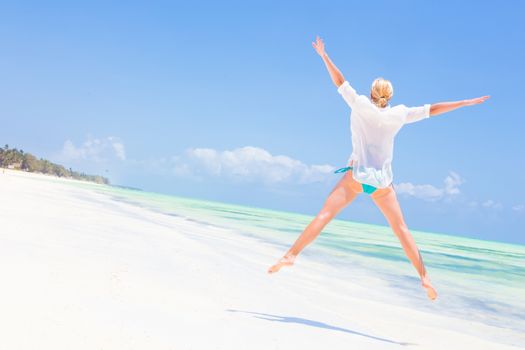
312 36 345 87
430 95 490 116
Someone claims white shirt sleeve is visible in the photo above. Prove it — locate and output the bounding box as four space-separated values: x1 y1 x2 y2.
404 104 431 124
337 81 359 108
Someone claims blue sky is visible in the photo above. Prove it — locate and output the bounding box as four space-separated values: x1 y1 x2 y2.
1 1 524 244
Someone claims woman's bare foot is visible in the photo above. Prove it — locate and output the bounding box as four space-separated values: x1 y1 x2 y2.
421 275 437 300
267 254 296 274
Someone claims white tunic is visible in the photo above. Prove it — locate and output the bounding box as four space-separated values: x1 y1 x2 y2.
337 80 431 188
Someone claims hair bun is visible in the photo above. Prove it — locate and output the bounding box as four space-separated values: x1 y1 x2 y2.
371 78 393 108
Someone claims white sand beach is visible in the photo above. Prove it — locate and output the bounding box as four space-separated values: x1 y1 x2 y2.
0 169 521 350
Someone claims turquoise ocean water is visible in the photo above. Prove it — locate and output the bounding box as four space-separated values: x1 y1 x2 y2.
72 181 524 346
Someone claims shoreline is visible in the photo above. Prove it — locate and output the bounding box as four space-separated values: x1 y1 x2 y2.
6 167 521 249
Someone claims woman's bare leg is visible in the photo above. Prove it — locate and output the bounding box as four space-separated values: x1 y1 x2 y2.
268 171 361 273
371 185 437 300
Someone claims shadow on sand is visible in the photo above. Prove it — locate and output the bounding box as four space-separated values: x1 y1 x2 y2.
226 309 417 346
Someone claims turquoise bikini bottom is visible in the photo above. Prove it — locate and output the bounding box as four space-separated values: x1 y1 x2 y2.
334 166 378 194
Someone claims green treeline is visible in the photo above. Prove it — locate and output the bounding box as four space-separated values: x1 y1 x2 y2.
0 144 109 185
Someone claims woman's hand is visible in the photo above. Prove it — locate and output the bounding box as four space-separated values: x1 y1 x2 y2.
464 95 490 106
312 36 326 56
312 35 345 87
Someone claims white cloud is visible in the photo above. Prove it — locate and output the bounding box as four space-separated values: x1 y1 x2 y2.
172 146 336 184
467 199 506 211
110 138 126 161
481 200 503 210
444 171 463 195
394 171 464 202
512 204 525 212
60 136 126 162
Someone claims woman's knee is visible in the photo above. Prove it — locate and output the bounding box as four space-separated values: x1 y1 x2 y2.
318 208 336 221
392 222 410 237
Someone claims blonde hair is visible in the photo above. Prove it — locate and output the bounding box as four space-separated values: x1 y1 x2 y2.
370 77 394 108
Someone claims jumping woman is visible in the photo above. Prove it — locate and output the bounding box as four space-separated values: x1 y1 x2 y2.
267 36 489 301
